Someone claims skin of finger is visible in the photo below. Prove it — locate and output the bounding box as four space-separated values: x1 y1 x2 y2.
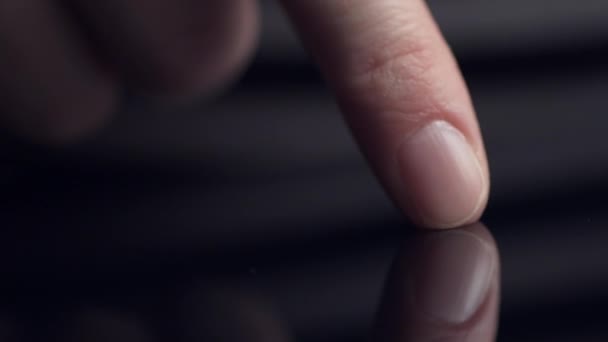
372 223 500 341
280 0 490 227
71 0 259 97
0 0 118 143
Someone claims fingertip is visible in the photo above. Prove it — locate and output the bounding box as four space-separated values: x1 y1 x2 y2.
75 0 260 100
141 0 260 99
399 121 490 229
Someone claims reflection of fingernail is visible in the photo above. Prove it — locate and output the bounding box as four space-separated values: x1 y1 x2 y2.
399 121 487 228
413 231 494 324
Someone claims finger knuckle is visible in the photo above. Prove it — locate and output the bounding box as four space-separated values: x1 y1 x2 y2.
341 14 443 118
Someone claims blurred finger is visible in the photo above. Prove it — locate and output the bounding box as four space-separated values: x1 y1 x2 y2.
281 0 489 228
71 0 259 97
0 0 118 143
374 223 500 341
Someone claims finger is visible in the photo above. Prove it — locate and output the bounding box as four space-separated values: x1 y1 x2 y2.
0 0 119 143
71 0 259 97
374 223 500 341
281 0 490 228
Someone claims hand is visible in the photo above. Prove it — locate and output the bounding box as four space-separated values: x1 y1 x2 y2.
0 0 490 229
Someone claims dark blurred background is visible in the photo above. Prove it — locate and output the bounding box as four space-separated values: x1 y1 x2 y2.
2 0 608 340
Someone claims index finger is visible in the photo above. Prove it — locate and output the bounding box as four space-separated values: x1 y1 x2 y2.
280 0 490 229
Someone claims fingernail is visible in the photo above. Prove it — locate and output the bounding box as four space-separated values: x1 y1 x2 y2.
399 121 487 228
413 231 495 324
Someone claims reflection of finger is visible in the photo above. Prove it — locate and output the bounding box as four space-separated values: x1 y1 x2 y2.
62 309 152 342
181 287 292 342
0 0 118 143
374 223 499 341
281 0 489 228
72 0 259 97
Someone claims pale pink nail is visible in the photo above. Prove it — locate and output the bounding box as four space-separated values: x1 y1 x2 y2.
399 121 487 228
